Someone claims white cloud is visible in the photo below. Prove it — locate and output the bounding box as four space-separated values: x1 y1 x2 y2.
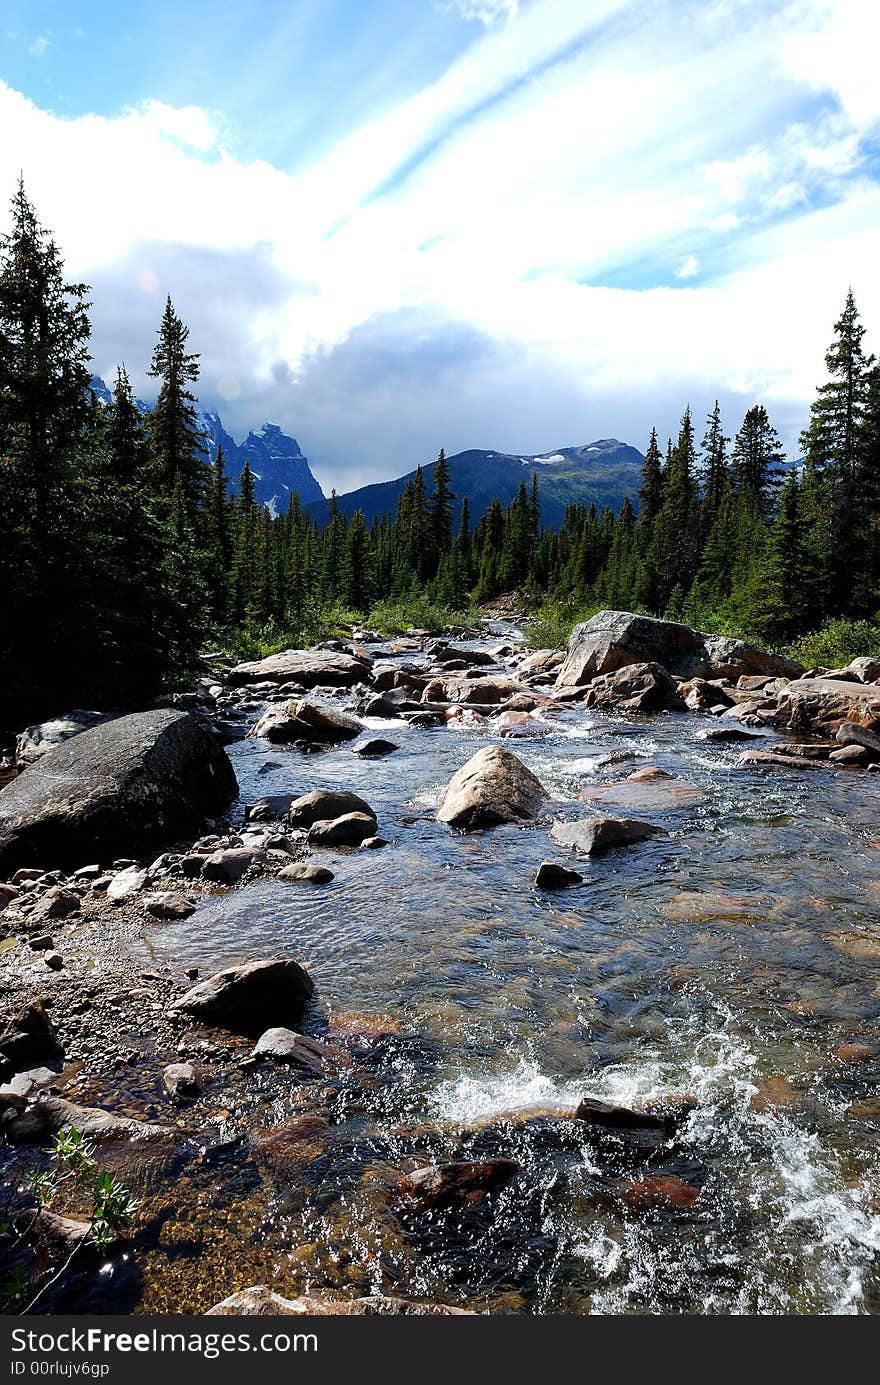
1 0 878 483
28 35 50 58
445 0 519 24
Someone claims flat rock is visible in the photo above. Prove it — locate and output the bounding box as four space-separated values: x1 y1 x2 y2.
551 815 665 855
579 768 705 813
0 710 237 874
107 866 148 902
229 649 370 688
437 745 548 830
168 958 314 1033
253 1027 326 1072
2 1094 174 1144
776 677 880 734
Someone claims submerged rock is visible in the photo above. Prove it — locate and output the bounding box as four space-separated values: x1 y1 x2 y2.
247 700 362 744
397 1158 520 1208
0 709 237 874
353 738 399 758
168 958 314 1033
437 746 548 830
579 767 705 813
550 816 665 855
575 1097 669 1131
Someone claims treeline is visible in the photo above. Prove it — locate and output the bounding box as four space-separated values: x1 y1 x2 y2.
1 181 878 731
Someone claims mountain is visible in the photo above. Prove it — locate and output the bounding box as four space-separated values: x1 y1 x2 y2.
89 376 325 515
307 438 645 529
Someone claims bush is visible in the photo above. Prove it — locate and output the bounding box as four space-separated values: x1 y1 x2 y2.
787 617 880 670
525 598 602 651
365 594 474 635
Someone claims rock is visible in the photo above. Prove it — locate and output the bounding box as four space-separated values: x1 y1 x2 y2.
737 750 827 771
437 746 548 830
0 710 238 874
397 1158 520 1208
616 1174 701 1209
585 662 682 713
168 958 315 1033
162 1062 201 1102
445 676 524 705
579 768 705 813
535 860 584 889
28 886 80 923
207 1287 472 1316
243 795 295 822
517 649 566 677
491 710 553 737
359 836 388 850
16 1207 92 1256
2 1094 174 1144
44 952 63 970
229 649 370 688
143 892 197 920
307 812 378 846
847 656 880 683
277 862 334 884
554 610 801 688
107 866 148 903
696 726 764 743
247 700 362 744
288 790 374 827
550 816 665 855
835 1041 876 1063
14 710 110 768
575 1097 669 1131
829 744 874 766
0 998 61 1067
253 1027 326 1072
0 882 19 912
201 847 264 884
835 721 880 757
352 738 399 758
776 677 880 735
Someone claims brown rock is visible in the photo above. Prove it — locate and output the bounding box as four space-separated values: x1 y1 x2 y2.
550 816 665 855
437 746 548 830
397 1158 520 1208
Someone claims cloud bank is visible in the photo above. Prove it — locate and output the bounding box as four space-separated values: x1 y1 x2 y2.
1 0 878 492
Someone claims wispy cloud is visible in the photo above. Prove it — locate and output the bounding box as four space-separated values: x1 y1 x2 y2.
28 35 50 59
1 0 878 486
444 0 520 25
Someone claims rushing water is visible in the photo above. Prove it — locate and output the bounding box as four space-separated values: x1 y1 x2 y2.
130 623 880 1314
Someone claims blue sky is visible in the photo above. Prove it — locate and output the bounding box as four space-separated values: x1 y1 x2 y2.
1 0 878 490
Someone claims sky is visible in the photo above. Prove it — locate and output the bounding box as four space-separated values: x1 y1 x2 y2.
1 0 879 492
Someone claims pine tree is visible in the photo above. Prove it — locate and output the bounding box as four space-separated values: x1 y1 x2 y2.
148 296 207 517
731 405 785 519
430 448 455 561
105 365 147 481
637 426 664 524
700 400 730 522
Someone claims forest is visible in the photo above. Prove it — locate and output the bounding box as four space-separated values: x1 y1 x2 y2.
1 180 879 732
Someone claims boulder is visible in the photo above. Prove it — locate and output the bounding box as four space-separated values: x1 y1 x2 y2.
836 721 880 758
847 656 880 683
0 882 19 912
247 700 362 744
352 738 399 758
207 1287 472 1316
143 892 197 920
583 662 681 713
575 1097 669 1131
550 816 665 855
162 1062 201 1102
829 744 874 767
243 795 295 822
14 710 110 768
201 847 264 884
253 1027 326 1072
397 1158 520 1209
517 649 565 677
776 678 880 734
168 958 314 1033
0 998 61 1068
307 812 378 846
277 862 334 884
288 789 374 828
0 710 238 874
535 860 584 889
229 649 370 688
696 726 764 743
446 675 524 705
437 746 548 830
554 610 801 688
27 885 80 923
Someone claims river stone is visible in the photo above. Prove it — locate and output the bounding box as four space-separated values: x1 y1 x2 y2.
737 750 828 771
168 958 314 1033
307 812 378 846
583 661 682 713
397 1158 521 1208
144 892 197 920
696 726 764 743
575 1097 670 1131
835 721 880 757
0 710 238 874
229 649 370 688
517 648 566 677
0 882 18 912
27 885 81 923
579 767 706 814
550 816 665 855
535 860 584 889
437 746 548 830
847 656 880 683
247 700 362 744
776 677 880 734
0 998 62 1067
253 1027 326 1072
201 847 264 884
277 862 334 884
288 790 374 827
244 795 296 822
206 1287 473 1315
107 866 148 902
444 675 524 705
554 610 801 688
829 744 874 766
352 738 399 757
1 1094 174 1144
162 1062 200 1102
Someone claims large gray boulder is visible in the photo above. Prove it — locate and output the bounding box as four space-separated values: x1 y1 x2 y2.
554 610 801 688
229 649 370 688
168 958 314 1033
776 678 880 734
0 710 238 873
437 746 548 830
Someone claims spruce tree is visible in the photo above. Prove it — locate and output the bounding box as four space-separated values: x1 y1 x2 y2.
148 296 207 516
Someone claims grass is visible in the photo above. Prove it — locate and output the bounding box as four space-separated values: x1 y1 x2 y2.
365 594 477 636
787 617 880 670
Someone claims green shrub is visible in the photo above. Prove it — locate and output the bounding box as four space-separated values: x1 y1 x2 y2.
787 617 880 670
525 598 602 651
365 594 474 635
